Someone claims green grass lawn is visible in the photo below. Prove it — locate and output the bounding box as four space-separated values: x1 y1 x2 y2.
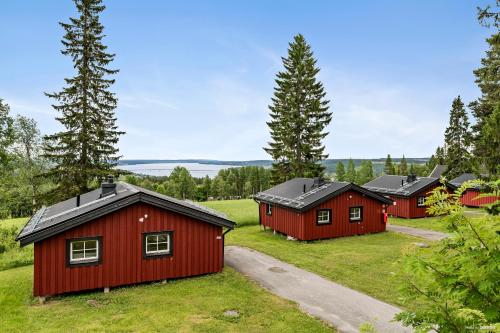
0 217 32 271
0 265 332 332
388 216 449 232
201 199 258 227
0 217 29 230
226 226 432 309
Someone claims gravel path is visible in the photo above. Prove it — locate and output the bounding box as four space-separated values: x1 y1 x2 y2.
387 224 448 241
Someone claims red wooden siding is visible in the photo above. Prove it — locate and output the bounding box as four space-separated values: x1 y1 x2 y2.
260 190 386 241
33 202 223 297
386 185 438 219
460 189 499 207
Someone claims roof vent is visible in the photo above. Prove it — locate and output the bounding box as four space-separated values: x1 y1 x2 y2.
406 174 417 183
101 175 117 198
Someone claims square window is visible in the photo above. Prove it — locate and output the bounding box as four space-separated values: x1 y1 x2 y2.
143 232 172 258
316 209 331 225
67 237 101 266
349 207 363 222
417 196 426 207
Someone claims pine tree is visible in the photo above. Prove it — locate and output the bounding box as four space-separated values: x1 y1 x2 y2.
346 158 356 183
264 34 332 184
336 161 346 181
43 0 124 199
409 163 415 175
399 155 408 175
469 3 500 177
384 154 395 175
435 146 446 165
444 96 473 179
357 160 374 185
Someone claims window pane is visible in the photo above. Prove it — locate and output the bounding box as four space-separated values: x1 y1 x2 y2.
84 240 97 250
72 250 85 260
85 249 97 258
157 234 168 243
72 241 84 251
147 243 157 252
158 242 168 251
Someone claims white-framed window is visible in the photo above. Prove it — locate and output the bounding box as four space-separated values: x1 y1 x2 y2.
69 238 100 264
144 232 171 257
417 196 426 207
349 207 363 222
266 203 272 215
316 209 331 225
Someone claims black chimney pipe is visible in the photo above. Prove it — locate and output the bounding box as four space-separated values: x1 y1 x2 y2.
76 195 80 207
101 175 117 198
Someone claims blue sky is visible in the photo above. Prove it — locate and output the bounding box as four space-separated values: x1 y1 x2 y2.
0 0 493 160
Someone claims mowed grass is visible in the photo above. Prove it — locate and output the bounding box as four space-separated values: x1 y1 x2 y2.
388 216 449 232
226 226 432 309
201 199 258 227
0 265 332 332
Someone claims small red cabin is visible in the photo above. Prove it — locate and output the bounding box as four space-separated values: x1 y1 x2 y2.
363 175 440 219
449 173 499 207
16 178 235 298
254 178 393 241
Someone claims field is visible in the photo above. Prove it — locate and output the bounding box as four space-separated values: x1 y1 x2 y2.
0 217 32 271
0 265 331 332
202 199 258 227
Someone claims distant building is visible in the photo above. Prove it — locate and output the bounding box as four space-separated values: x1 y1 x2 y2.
363 175 440 219
448 173 499 207
254 178 392 241
17 177 235 299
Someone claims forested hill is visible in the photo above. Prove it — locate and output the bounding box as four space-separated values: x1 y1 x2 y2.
118 158 430 174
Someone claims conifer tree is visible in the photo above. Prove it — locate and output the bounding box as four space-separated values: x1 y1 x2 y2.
357 160 374 184
384 154 395 175
264 34 332 184
469 3 500 177
399 155 408 175
336 161 346 181
346 158 356 183
444 96 473 179
409 163 415 176
43 0 124 199
435 146 446 165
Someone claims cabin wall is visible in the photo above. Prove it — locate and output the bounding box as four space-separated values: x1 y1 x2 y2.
259 190 386 241
33 202 223 297
461 190 499 207
302 190 386 240
386 185 438 219
259 203 305 239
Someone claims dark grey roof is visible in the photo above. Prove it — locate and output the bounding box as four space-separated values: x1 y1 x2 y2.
17 182 235 246
362 175 440 197
448 173 481 190
429 165 447 178
254 178 392 211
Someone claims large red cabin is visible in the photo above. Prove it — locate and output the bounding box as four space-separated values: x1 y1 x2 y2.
363 175 440 219
16 178 235 298
254 178 393 241
449 173 499 207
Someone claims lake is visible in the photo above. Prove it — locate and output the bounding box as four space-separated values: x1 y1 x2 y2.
118 162 238 178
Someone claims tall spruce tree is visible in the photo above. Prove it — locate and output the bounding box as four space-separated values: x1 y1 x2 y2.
435 146 446 165
264 34 332 184
346 158 356 183
336 161 346 181
384 154 395 175
43 0 123 199
444 96 473 179
357 160 374 185
469 3 500 177
399 155 408 175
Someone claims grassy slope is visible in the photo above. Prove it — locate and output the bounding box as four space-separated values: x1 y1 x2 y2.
201 199 258 227
388 216 448 232
0 217 32 271
226 226 430 309
0 265 332 332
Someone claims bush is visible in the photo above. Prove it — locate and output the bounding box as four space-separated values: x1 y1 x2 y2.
0 225 18 253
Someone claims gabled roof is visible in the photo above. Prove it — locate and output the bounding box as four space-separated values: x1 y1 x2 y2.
429 165 447 178
362 175 440 197
254 178 392 212
17 182 235 247
448 173 478 189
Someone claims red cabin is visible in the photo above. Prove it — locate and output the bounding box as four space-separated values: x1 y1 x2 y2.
449 173 499 207
16 178 235 299
254 178 393 241
363 175 440 219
